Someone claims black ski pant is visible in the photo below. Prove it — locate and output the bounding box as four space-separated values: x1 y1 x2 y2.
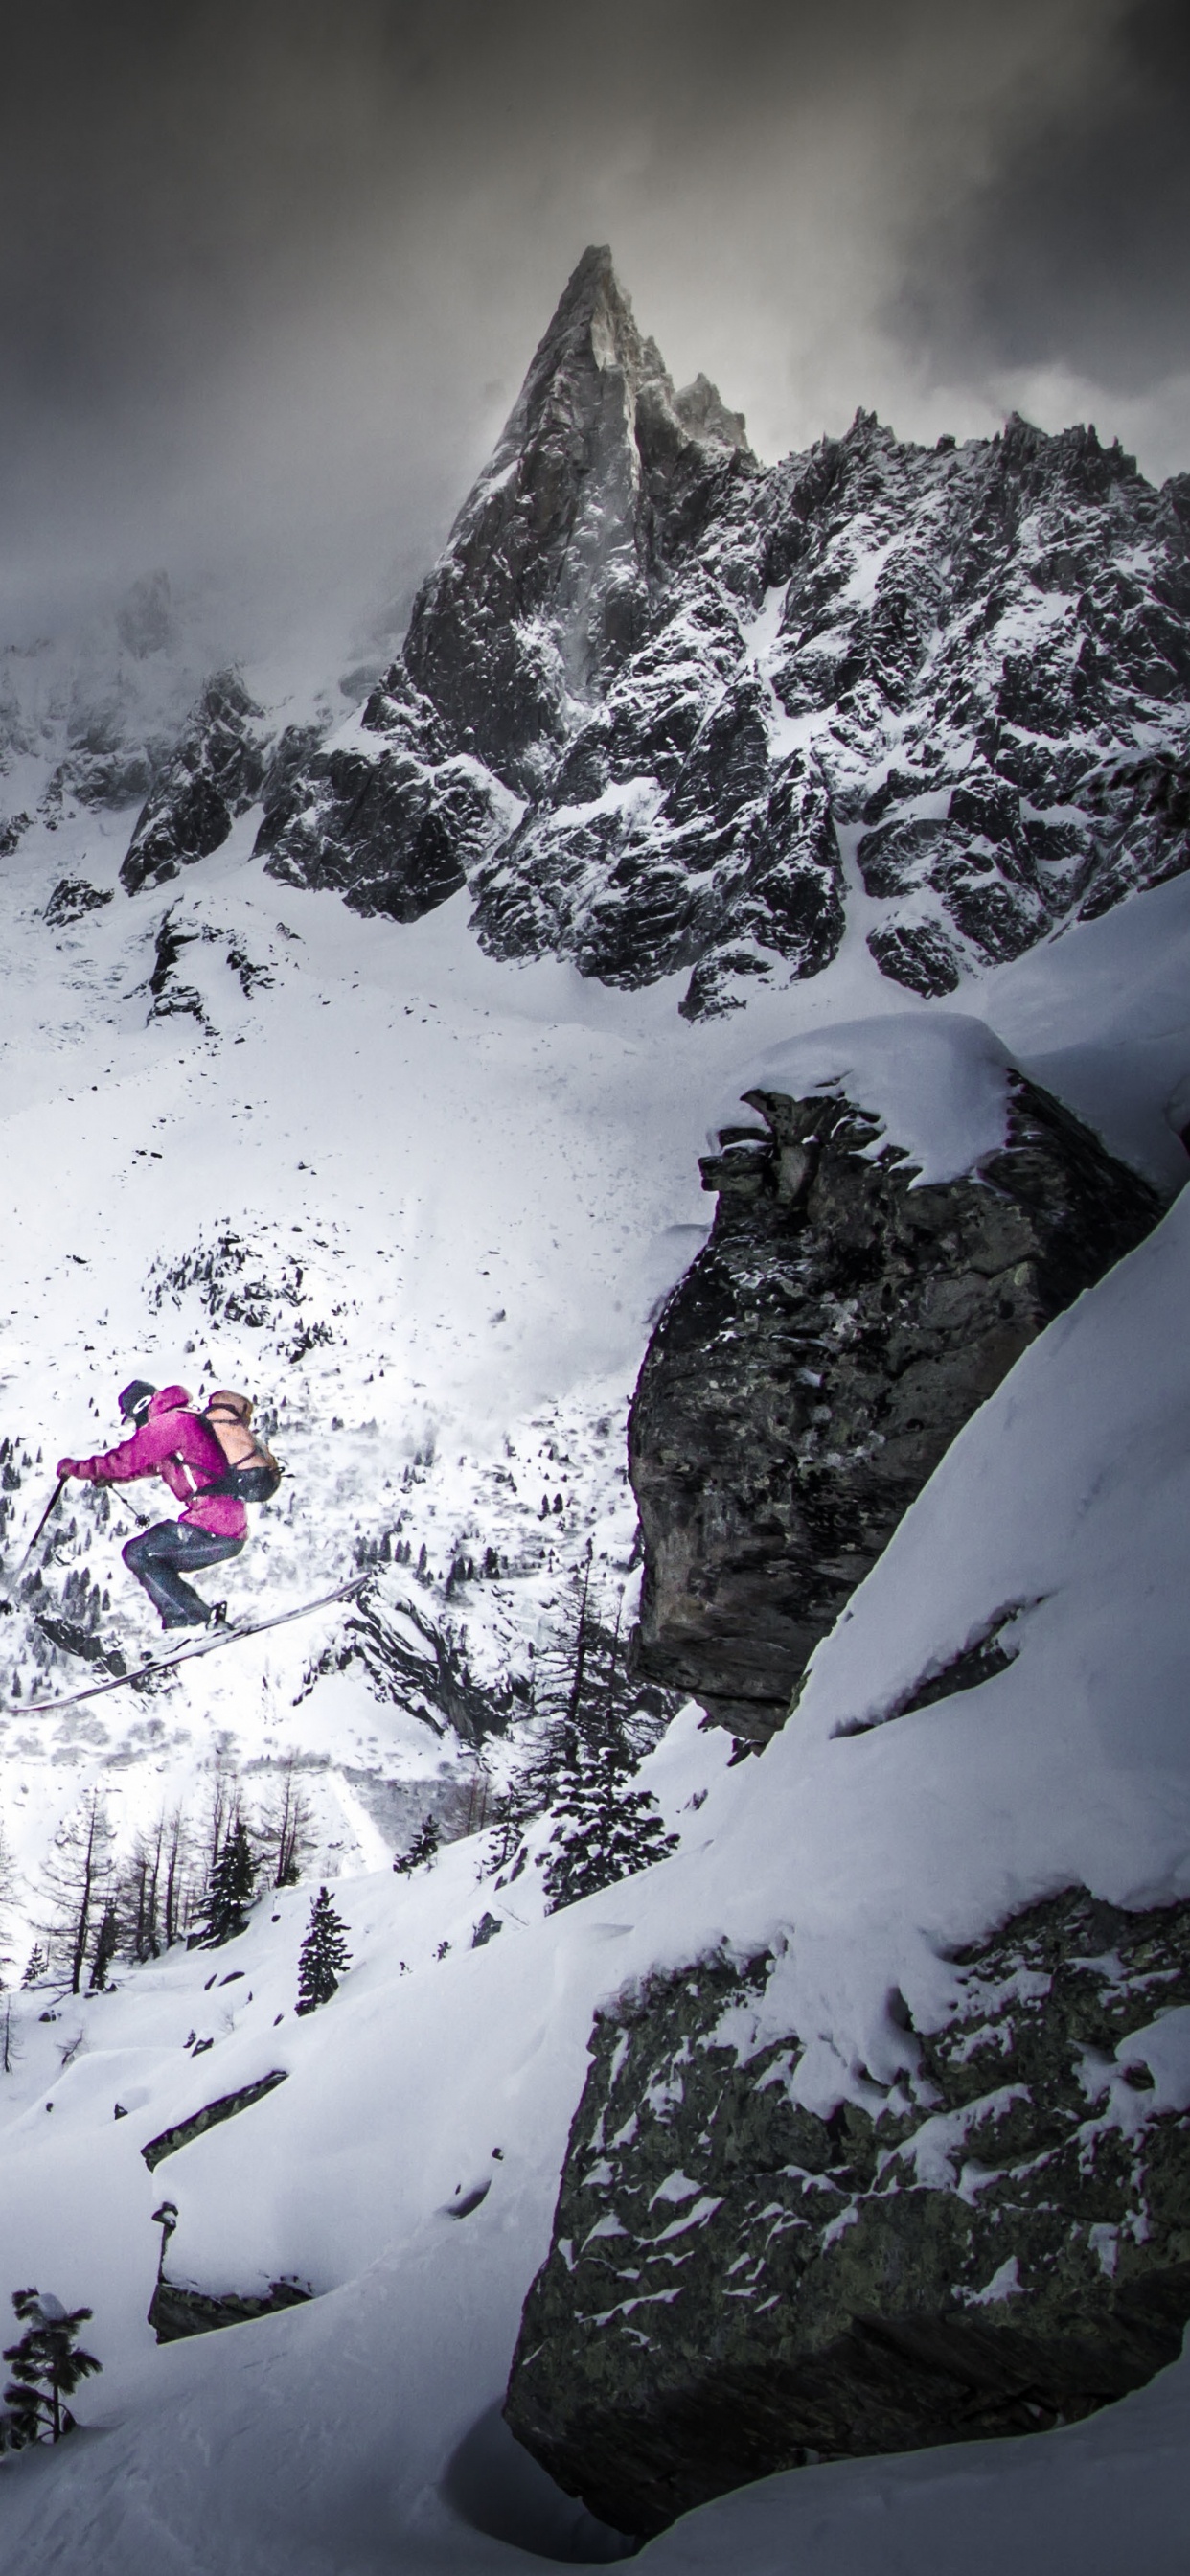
123 1521 244 1628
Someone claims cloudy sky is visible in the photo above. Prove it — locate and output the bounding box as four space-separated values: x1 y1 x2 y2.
0 0 1185 643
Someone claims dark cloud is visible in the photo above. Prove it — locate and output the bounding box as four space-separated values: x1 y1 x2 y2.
899 0 1190 388
0 0 1182 645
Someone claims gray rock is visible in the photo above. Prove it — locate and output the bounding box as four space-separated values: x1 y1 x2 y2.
254 257 1190 1012
149 2274 310 2343
629 1074 1161 1740
403 245 755 799
504 1889 1190 2538
43 877 114 929
258 665 508 920
120 671 268 894
116 570 176 661
141 2068 287 2171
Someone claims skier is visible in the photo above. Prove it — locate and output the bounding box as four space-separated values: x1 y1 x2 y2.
57 1381 249 1630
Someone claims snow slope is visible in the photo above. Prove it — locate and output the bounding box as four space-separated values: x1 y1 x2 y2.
2 1174 1190 2570
1 695 1190 2563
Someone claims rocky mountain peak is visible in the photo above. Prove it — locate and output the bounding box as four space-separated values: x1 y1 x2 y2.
401 245 756 792
110 249 1190 1021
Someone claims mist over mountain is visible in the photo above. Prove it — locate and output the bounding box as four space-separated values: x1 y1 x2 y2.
0 0 1185 648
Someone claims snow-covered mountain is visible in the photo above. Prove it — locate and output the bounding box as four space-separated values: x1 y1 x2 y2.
259 245 1190 1018
0 247 1188 2574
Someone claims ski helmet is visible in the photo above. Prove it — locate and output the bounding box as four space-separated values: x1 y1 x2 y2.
119 1379 157 1428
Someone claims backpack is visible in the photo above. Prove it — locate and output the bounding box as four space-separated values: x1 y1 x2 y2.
201 1392 283 1505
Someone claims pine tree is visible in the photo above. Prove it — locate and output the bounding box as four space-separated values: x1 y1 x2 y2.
394 1812 440 1875
294 1887 351 2014
0 2289 101 2448
541 1721 678 1914
481 1762 545 1884
198 1760 238 1915
21 1944 46 1990
202 1819 258 1944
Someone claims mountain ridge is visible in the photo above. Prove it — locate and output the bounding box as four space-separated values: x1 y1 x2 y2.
248 250 1190 1017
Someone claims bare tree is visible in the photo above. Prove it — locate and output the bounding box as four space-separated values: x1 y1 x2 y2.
260 1754 316 1890
124 1820 166 1964
0 1817 16 1989
88 1898 120 1992
0 2001 20 2074
37 1794 114 1995
161 1806 192 1950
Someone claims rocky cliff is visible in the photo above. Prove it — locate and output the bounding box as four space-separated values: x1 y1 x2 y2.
104 251 1190 1014
230 246 1190 1017
504 1886 1190 2539
629 1040 1161 1740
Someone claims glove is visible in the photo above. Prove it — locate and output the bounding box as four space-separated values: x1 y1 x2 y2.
57 1459 79 1481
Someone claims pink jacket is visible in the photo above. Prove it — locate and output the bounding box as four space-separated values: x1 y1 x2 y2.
61 1386 247 1539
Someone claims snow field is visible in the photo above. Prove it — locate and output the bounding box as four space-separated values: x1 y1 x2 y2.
1 702 1190 2565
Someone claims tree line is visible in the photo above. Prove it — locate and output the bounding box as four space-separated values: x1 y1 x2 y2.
1 1753 319 2002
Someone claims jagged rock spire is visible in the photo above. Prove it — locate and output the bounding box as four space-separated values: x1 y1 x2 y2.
403 247 753 791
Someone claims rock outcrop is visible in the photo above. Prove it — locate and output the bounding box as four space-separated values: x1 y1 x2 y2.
504 1888 1190 2539
240 248 1190 1013
402 243 755 801
120 671 268 894
629 1066 1161 1740
257 665 513 921
149 2274 311 2343
141 2069 288 2171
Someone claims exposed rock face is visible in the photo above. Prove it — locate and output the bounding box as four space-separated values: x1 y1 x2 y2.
257 666 513 921
504 1888 1190 2539
403 244 754 800
141 2069 287 2171
120 671 268 895
44 721 153 816
149 2275 310 2343
629 1075 1161 1740
43 877 114 929
247 249 1190 1013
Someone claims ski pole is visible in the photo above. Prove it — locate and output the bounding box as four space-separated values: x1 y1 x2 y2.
0 1476 66 1611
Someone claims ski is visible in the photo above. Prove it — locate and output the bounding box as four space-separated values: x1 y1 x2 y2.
10 1576 369 1714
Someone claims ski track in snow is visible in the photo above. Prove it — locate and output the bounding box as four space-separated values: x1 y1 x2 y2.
1 743 1190 2566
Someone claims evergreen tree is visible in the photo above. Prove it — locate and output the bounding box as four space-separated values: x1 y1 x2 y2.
541 1720 678 1913
203 1819 258 1944
21 1944 46 1990
393 1812 440 1875
198 1760 238 1916
294 1887 352 2014
0 2289 101 2448
481 1762 545 1884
